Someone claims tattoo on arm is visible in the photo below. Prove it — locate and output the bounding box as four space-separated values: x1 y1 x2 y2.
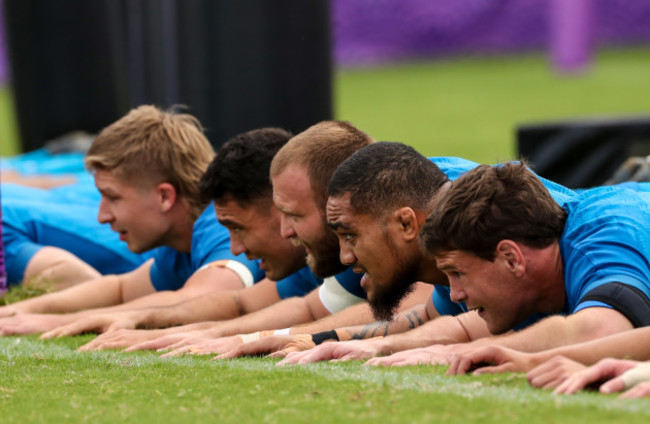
350 322 390 340
405 311 424 329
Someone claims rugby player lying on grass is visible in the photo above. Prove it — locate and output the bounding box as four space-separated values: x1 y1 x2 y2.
265 160 650 368
46 121 431 351
2 179 156 291
0 106 263 334
1 136 161 290
153 142 579 359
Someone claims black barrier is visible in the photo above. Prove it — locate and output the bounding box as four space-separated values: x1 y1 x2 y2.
517 116 650 188
3 0 331 151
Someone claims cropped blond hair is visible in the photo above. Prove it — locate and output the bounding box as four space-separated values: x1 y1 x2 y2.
270 121 374 208
85 105 215 220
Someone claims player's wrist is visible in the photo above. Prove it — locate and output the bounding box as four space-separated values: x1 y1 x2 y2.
238 329 288 343
372 337 395 356
310 330 340 345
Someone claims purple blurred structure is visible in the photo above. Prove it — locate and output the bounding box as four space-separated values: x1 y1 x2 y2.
2 1 650 80
332 0 650 67
550 0 593 73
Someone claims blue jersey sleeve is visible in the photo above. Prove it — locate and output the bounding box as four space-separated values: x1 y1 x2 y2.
149 206 263 291
562 187 650 324
432 286 466 316
275 267 322 299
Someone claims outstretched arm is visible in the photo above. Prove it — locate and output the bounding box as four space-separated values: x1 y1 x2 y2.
277 308 489 365
165 283 435 358
0 261 254 336
77 261 246 315
43 278 283 339
121 286 332 352
370 306 634 368
0 261 155 317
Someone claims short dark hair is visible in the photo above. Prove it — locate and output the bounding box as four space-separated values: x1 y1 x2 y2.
420 162 567 261
200 128 292 205
328 142 449 217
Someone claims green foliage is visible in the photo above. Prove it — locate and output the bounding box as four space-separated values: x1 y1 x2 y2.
0 86 20 156
0 336 648 423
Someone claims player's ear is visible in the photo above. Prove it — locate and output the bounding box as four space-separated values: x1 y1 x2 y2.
393 207 419 241
496 240 525 276
157 182 177 212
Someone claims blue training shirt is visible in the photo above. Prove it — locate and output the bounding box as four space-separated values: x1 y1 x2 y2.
149 204 265 291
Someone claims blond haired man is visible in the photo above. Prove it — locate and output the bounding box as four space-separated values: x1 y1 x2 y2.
0 105 262 334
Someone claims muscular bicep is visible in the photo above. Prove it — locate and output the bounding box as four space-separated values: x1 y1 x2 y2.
181 261 247 295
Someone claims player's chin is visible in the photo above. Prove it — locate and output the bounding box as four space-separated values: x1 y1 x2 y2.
485 320 512 336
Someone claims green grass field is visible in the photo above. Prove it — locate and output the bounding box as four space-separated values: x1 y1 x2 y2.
2 48 650 421
1 336 648 423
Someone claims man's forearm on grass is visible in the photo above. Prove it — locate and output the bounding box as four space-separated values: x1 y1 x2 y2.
12 275 123 314
542 327 650 365
469 307 635 354
210 297 319 337
293 303 430 341
288 283 435 337
288 302 375 335
122 292 245 329
336 304 431 341
364 314 480 355
77 288 226 319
